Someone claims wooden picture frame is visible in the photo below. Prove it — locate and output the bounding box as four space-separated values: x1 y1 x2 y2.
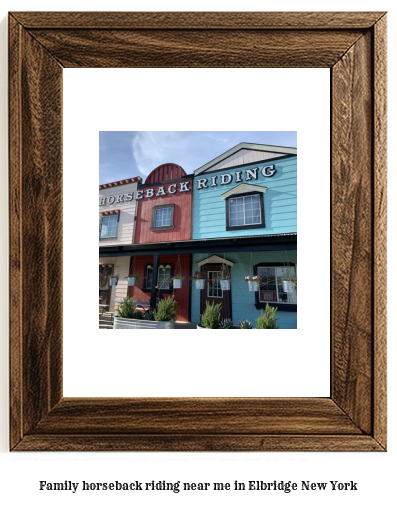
9 11 387 451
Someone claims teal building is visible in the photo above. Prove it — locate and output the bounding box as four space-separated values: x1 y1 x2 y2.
190 143 297 329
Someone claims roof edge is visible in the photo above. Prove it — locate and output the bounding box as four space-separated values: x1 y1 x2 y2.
99 176 142 190
194 142 297 175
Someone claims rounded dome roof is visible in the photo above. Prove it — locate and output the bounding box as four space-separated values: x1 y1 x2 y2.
144 163 186 184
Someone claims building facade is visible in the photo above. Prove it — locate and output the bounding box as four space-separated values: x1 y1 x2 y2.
99 177 141 311
99 143 297 328
128 164 193 322
190 143 297 328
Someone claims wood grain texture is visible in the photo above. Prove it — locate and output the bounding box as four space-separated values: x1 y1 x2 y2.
28 29 363 68
373 14 387 449
9 11 387 452
14 435 382 452
11 11 386 29
332 32 373 434
9 14 23 450
31 398 362 435
9 15 64 449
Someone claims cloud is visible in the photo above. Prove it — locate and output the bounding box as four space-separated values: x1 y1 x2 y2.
131 132 193 176
203 132 230 144
102 131 279 183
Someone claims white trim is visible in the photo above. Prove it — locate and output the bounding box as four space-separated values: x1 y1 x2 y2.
194 142 297 175
207 271 223 299
99 214 119 239
197 255 234 267
221 183 268 200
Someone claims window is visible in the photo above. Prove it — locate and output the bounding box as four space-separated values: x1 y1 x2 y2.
207 271 223 298
257 265 297 305
155 207 172 227
99 214 119 239
226 192 265 231
145 265 153 289
144 264 173 290
151 205 175 230
157 265 172 289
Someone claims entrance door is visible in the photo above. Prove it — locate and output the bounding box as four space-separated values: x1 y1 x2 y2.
201 264 231 321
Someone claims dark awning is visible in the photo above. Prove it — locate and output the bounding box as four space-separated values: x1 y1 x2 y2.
99 233 297 257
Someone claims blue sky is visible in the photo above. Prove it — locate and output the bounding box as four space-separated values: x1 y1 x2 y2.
99 131 297 184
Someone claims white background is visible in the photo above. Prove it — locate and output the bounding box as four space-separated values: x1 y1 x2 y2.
63 68 329 397
0 1 395 507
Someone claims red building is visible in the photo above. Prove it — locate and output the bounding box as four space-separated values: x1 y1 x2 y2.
128 164 193 321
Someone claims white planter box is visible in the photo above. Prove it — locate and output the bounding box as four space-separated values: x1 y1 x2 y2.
113 317 176 329
195 279 205 290
173 278 182 289
109 277 118 286
248 281 259 292
127 277 136 286
220 279 230 290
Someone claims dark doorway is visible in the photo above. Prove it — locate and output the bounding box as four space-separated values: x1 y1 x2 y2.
99 264 113 308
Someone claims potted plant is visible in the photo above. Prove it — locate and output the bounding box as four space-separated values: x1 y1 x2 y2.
238 319 253 329
244 275 262 292
256 304 278 329
153 296 178 328
219 264 231 291
219 318 235 329
116 297 136 318
190 271 207 290
113 297 177 329
113 297 137 328
109 273 119 286
282 276 297 293
172 256 184 289
126 273 140 286
172 274 184 289
199 301 222 329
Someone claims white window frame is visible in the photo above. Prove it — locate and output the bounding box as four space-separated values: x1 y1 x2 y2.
227 193 263 229
151 204 175 230
99 214 119 239
154 207 172 227
157 265 172 290
207 270 223 298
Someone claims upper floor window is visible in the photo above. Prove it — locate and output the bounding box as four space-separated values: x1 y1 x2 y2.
226 192 264 231
151 204 175 230
99 214 119 239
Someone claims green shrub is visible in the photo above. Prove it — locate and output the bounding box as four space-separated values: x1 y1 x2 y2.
200 301 222 329
219 318 233 329
143 310 156 321
154 296 178 322
116 297 136 319
238 319 253 329
256 304 278 329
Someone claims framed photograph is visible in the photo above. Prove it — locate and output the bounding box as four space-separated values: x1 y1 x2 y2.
9 11 387 451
